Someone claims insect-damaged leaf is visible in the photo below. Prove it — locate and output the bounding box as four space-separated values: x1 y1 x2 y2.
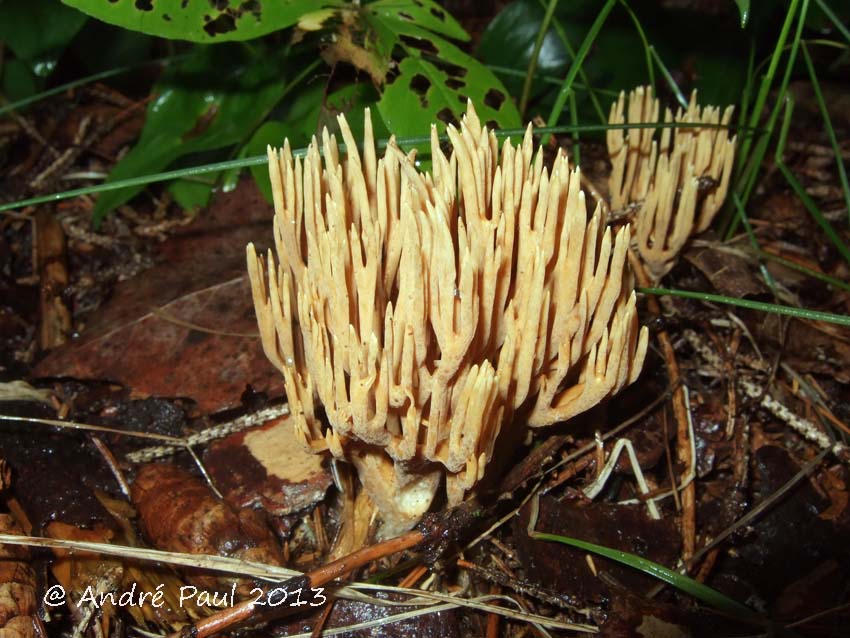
320 0 520 137
61 0 343 43
378 53 519 138
321 0 466 84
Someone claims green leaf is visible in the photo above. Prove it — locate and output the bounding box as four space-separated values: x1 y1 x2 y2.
242 81 388 202
0 0 87 98
71 20 153 76
0 0 88 63
242 121 293 202
319 82 389 142
735 0 750 27
60 0 343 43
477 0 571 99
237 82 324 201
368 0 468 42
378 54 519 136
315 0 518 137
479 0 651 128
364 2 519 136
168 178 215 210
579 23 649 96
530 530 759 620
1 59 40 103
92 44 291 224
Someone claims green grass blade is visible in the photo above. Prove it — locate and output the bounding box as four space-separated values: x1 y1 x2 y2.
736 43 756 162
619 0 655 89
750 249 850 293
801 42 850 225
529 531 759 620
774 96 850 267
813 0 850 45
569 91 580 166
537 0 608 124
640 287 850 328
717 43 757 232
546 0 617 131
734 0 750 28
0 122 755 216
726 0 809 238
730 190 850 295
520 0 559 117
649 45 687 109
488 65 619 96
0 155 269 213
735 0 801 181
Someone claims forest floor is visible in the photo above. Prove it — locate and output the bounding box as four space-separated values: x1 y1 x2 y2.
2 6 850 638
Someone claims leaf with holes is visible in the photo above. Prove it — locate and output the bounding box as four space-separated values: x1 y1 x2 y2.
323 0 519 137
368 0 468 44
61 0 343 43
378 53 519 138
321 0 466 85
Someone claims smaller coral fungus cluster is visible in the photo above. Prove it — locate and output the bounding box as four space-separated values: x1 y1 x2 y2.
607 86 737 280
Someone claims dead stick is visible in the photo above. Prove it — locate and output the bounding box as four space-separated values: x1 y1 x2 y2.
172 500 483 638
485 583 501 638
629 250 696 560
398 563 428 589
173 530 422 638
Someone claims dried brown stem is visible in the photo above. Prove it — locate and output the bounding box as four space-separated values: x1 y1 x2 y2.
173 529 423 638
168 498 499 638
397 563 428 589
629 250 695 560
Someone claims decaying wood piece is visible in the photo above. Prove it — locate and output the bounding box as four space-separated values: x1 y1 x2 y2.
1 462 38 638
130 464 284 594
34 207 71 349
202 413 333 518
608 86 736 280
248 102 648 534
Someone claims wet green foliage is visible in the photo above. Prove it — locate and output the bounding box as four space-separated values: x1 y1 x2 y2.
2 0 849 249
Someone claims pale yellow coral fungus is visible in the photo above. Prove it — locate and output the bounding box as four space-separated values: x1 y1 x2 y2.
248 102 648 534
608 86 736 280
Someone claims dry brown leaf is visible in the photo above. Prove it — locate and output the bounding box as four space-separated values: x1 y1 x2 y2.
34 178 282 413
0 515 38 638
